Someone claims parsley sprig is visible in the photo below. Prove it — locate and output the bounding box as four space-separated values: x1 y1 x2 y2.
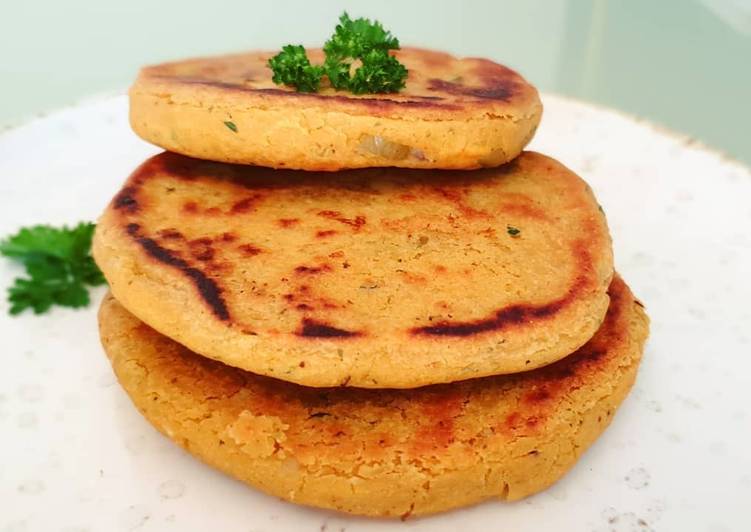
268 12 408 94
0 223 106 315
268 45 325 93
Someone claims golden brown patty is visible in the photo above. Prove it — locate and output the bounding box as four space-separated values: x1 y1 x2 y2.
99 275 648 518
129 48 542 171
93 151 613 388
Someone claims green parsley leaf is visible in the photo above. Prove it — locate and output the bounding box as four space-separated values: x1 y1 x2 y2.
267 44 324 93
323 12 400 63
268 12 408 94
348 49 408 94
507 225 521 237
223 121 238 132
323 56 353 90
0 222 106 315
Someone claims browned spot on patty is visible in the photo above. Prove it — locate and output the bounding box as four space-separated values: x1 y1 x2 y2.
183 201 198 214
428 78 515 102
113 187 139 212
498 202 550 221
294 264 333 275
278 218 300 228
237 244 262 256
433 186 490 219
411 393 464 454
524 388 552 404
157 228 184 240
206 261 233 275
317 210 366 230
398 271 427 284
316 229 338 238
124 223 229 321
231 195 261 214
284 285 341 311
504 411 522 432
297 319 362 339
188 237 215 262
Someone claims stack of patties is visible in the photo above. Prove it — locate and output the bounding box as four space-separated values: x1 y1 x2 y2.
93 46 649 518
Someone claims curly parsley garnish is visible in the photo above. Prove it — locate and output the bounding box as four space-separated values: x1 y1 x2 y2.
268 12 408 94
0 223 106 315
268 45 325 93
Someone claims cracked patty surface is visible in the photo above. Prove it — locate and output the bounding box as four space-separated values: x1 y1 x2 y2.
98 274 648 517
93 151 614 388
129 47 542 170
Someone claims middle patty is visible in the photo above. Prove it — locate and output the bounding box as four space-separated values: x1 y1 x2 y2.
93 150 613 388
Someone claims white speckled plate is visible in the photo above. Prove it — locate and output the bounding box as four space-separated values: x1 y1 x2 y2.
1 94 749 532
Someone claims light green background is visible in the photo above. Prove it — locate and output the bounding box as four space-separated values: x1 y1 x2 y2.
1 0 749 164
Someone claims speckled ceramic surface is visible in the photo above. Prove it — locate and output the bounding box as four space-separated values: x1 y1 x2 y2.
1 95 749 531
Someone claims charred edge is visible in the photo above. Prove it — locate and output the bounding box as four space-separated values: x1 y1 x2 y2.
496 158 520 175
156 151 206 179
412 289 575 337
123 152 205 194
580 348 605 362
113 187 139 212
163 79 461 109
428 78 514 101
254 88 459 109
412 239 594 338
125 224 229 321
298 319 361 339
532 277 628 381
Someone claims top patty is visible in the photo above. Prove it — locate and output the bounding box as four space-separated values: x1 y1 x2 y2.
129 48 542 170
